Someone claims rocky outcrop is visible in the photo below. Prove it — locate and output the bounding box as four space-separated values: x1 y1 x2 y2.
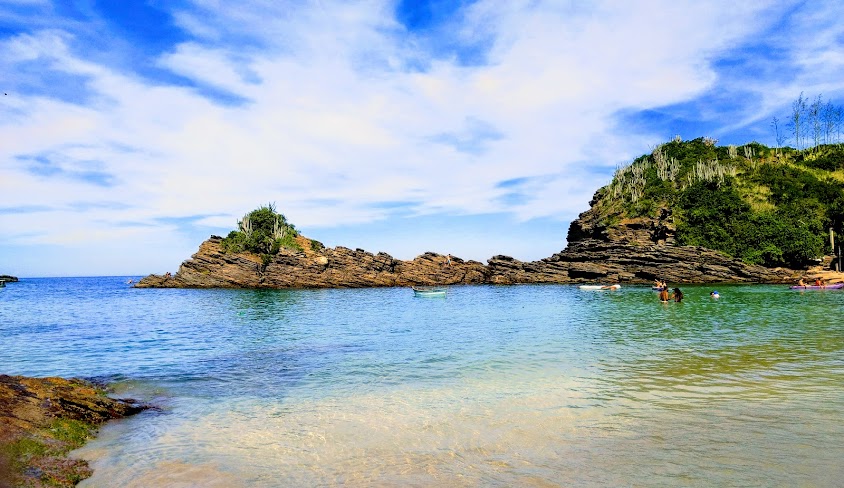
0 375 149 487
566 190 677 247
0 275 18 283
479 198 801 284
137 234 803 289
137 194 815 289
485 239 799 284
137 235 489 288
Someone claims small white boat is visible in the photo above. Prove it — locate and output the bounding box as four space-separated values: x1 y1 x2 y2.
412 286 447 297
578 284 621 290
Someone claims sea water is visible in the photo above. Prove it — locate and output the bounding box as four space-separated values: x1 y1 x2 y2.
1 277 842 487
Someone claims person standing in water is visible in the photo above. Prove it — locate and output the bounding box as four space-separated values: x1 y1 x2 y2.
659 287 670 302
671 288 684 302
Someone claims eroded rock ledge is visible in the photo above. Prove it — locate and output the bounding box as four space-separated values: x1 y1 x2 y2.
136 233 801 290
137 236 490 288
0 375 148 487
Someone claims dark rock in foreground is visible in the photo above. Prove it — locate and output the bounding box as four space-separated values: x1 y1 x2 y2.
0 375 148 487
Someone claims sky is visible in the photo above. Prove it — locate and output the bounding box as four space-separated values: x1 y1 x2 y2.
2 0 844 277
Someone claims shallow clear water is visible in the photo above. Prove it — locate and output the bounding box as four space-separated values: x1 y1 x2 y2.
2 278 843 486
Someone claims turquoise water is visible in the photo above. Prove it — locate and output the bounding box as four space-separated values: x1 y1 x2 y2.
2 278 843 486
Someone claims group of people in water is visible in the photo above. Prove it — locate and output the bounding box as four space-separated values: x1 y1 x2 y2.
651 275 838 301
658 286 683 302
654 280 683 302
653 280 719 302
796 277 827 287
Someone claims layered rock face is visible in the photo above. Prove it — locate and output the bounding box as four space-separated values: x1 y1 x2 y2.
137 236 490 288
486 239 797 284
486 199 798 284
137 203 801 289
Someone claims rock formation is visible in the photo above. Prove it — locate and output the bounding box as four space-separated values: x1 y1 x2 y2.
0 375 148 487
136 200 806 289
485 197 801 284
0 275 18 283
137 235 489 288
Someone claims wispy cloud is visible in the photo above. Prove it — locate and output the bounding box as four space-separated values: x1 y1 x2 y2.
1 0 843 275
19 153 117 187
429 117 503 154
0 204 54 214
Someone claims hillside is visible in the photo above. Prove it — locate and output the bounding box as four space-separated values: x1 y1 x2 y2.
568 137 844 269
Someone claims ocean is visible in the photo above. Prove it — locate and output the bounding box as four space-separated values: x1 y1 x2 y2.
2 277 843 487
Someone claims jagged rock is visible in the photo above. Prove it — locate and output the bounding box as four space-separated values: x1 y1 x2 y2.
137 236 490 288
0 275 18 282
486 239 800 284
137 201 813 289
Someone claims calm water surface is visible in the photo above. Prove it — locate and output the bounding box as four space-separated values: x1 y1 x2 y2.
2 278 843 486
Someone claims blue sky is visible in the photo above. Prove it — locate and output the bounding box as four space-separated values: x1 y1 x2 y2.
2 0 844 277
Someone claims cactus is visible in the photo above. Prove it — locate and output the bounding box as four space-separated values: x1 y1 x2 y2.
239 213 253 237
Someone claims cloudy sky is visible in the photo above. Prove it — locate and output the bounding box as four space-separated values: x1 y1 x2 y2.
2 0 844 277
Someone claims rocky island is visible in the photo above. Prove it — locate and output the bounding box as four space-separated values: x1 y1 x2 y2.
138 138 844 289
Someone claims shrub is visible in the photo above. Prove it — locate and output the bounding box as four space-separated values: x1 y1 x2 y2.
220 204 301 266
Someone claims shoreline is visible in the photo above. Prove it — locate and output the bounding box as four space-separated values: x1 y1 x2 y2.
0 375 149 487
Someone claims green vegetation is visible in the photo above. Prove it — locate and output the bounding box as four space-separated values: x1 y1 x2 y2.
220 204 303 268
0 419 96 487
49 418 95 448
599 136 844 268
0 436 48 463
309 239 325 252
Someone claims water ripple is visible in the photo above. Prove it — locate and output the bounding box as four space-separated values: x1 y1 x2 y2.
3 279 843 486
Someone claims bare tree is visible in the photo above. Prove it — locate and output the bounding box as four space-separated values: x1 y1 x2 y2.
822 100 835 145
771 116 786 155
790 92 806 150
809 94 823 150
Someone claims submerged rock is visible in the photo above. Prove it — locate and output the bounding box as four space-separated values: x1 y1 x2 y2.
0 375 149 487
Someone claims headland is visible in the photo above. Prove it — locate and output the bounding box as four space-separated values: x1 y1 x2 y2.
137 138 844 289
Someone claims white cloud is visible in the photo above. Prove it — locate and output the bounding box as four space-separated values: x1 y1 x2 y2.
3 0 841 275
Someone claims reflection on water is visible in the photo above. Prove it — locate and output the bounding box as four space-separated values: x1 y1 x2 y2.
3 279 843 486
